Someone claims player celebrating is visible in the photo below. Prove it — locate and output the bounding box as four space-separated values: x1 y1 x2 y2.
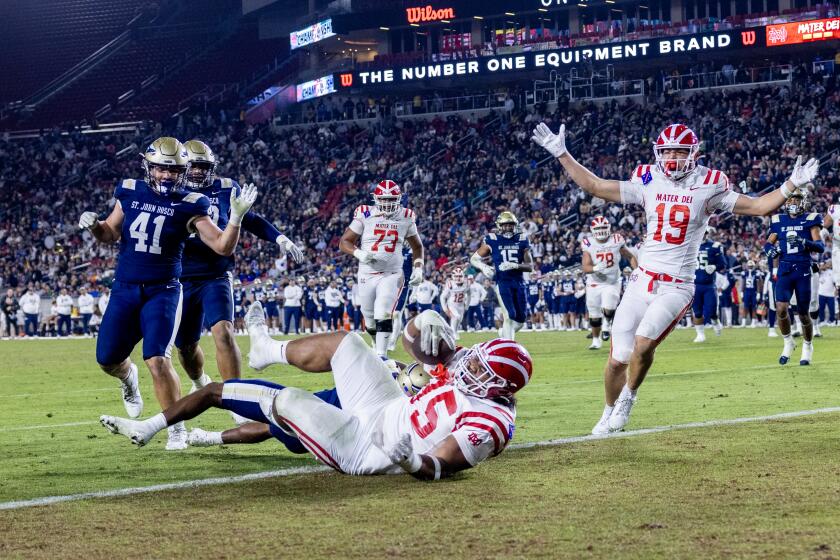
763 188 824 365
532 122 819 434
581 215 637 349
175 140 304 407
441 267 470 339
79 137 257 449
339 180 423 358
692 227 726 343
470 211 534 340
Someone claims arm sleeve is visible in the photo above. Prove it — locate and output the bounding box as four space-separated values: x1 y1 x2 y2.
619 181 644 205
242 212 283 242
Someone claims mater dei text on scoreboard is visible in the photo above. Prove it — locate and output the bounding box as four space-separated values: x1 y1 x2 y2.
354 33 733 85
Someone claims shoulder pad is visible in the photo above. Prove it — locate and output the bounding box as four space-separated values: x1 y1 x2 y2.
121 178 137 190
488 233 497 241
519 234 528 242
182 192 206 204
712 242 721 248
771 214 781 224
806 213 819 222
219 177 234 189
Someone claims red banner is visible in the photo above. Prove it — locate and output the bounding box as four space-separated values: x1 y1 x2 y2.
766 17 840 47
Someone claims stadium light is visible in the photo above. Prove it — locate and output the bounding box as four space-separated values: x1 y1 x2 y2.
505 12 516 16
474 15 484 19
379 26 390 31
538 8 548 11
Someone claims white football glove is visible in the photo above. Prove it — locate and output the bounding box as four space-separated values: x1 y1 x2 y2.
79 211 98 230
229 183 258 226
276 234 304 263
592 261 608 273
498 262 519 272
785 230 802 248
409 266 423 286
353 249 377 265
788 156 819 188
531 122 567 158
703 264 717 275
414 309 456 358
386 433 422 473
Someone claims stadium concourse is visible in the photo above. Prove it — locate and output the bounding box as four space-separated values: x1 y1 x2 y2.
1 61 839 337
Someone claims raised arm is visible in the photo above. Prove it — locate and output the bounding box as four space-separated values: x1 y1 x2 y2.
195 183 258 256
733 157 819 217
531 123 622 203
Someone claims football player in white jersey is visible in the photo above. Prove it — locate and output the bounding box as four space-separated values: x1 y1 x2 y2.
581 216 637 349
823 196 840 286
441 267 471 339
533 121 820 434
339 180 424 358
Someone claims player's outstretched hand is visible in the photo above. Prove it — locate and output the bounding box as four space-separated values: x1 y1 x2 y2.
78 211 98 230
703 264 717 275
498 262 519 271
409 266 423 286
531 122 567 158
789 156 819 187
229 183 258 225
277 234 304 263
415 309 456 357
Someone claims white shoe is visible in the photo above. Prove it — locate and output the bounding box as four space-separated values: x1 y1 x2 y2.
800 341 813 366
779 338 796 365
588 338 602 350
693 333 706 343
100 415 155 447
189 373 212 395
165 422 188 451
714 322 722 336
188 428 222 447
591 406 613 435
246 302 274 372
245 301 268 336
120 363 143 418
768 328 778 338
607 394 637 431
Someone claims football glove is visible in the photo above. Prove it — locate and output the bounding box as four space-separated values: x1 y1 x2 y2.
276 234 304 263
78 211 98 230
498 262 519 272
764 243 779 258
703 264 717 275
371 432 422 473
353 249 377 265
531 122 567 158
409 266 423 286
785 230 802 247
592 261 608 273
229 183 258 226
415 309 456 357
788 155 819 188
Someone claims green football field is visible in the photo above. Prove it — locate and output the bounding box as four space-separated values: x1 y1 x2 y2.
1 328 839 559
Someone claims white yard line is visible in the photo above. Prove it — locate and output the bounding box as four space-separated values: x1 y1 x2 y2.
2 406 839 511
0 388 114 399
0 421 98 433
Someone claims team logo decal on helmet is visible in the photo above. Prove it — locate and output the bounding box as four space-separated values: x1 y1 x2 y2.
373 180 402 216
452 339 533 399
654 124 700 181
590 215 611 242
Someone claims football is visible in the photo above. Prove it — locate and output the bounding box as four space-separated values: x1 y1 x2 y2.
396 362 432 396
404 323 457 366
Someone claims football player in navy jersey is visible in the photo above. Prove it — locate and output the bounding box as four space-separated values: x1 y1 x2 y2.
80 137 257 450
470 211 533 340
764 188 824 365
692 227 727 342
739 260 764 327
387 248 415 352
173 140 303 413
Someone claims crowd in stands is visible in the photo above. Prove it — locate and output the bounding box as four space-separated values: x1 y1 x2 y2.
0 59 838 336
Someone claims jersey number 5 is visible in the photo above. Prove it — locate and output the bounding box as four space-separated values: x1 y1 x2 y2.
410 389 457 438
653 203 690 245
372 228 399 253
129 212 165 255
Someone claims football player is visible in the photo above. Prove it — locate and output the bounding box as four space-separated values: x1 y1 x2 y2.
692 227 727 342
470 211 534 340
79 137 257 450
581 216 637 349
466 275 487 332
175 140 304 411
739 260 764 327
532 122 819 433
339 180 424 358
440 267 470 339
824 195 840 286
764 188 824 365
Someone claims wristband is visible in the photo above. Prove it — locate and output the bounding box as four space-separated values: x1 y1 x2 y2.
430 456 442 480
780 181 796 199
413 258 423 267
228 213 244 226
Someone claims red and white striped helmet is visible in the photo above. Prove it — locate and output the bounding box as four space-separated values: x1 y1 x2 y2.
452 266 465 283
654 124 700 180
373 179 402 216
590 215 611 242
452 339 532 399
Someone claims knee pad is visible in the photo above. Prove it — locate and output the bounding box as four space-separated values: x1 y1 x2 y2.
809 311 819 320
590 318 602 328
365 327 377 337
375 319 393 334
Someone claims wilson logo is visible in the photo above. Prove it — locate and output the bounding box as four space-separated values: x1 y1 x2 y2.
339 73 353 87
741 30 756 45
406 5 455 24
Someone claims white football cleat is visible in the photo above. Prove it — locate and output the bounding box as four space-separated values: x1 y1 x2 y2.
100 415 155 447
188 428 222 447
245 301 268 336
588 338 602 350
189 373 213 395
121 363 143 419
768 328 778 338
607 394 637 431
713 322 722 336
165 422 188 451
693 332 706 343
779 338 796 365
591 406 614 435
246 302 275 371
799 341 813 366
